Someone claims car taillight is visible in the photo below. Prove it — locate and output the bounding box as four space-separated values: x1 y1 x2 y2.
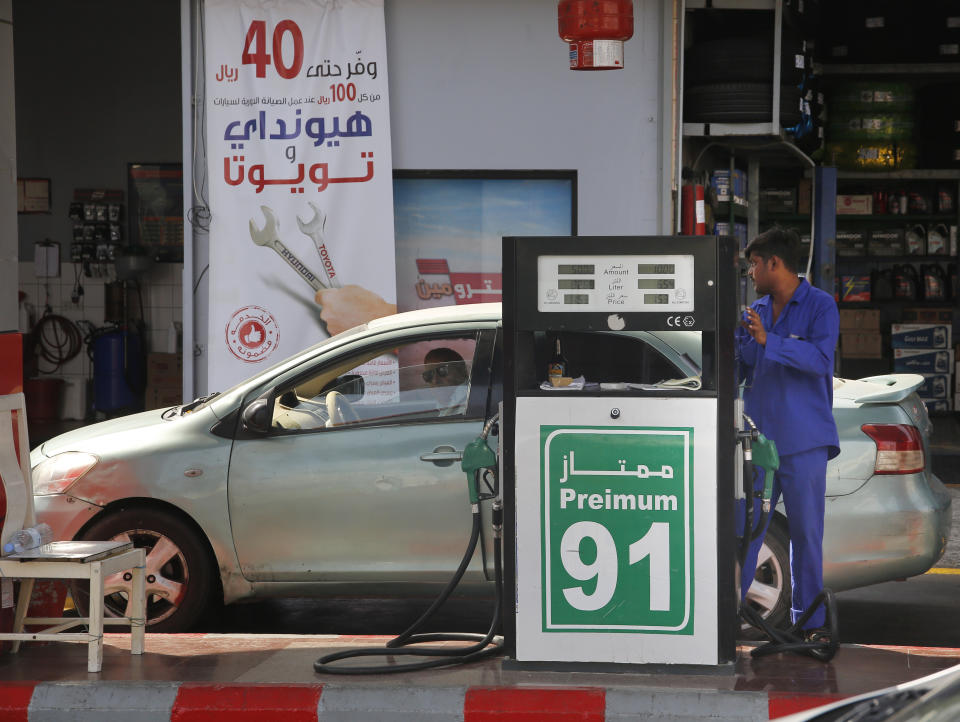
32 452 99 495
861 424 924 475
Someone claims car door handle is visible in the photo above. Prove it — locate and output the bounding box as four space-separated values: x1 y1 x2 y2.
420 445 462 464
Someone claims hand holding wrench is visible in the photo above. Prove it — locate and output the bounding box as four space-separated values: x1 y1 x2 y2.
249 206 327 293
297 202 342 288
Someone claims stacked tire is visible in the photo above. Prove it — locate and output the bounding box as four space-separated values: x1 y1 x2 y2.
683 9 816 132
685 35 804 126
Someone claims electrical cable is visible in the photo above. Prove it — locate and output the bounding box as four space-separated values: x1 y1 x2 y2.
191 0 211 231
32 313 84 373
193 264 210 294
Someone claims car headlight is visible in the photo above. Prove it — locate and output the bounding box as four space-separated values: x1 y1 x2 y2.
32 452 99 495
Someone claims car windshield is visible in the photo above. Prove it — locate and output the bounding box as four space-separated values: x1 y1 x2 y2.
182 324 370 413
648 331 702 377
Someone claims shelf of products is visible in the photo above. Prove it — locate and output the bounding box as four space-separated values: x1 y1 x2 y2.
680 1 960 412
817 63 960 78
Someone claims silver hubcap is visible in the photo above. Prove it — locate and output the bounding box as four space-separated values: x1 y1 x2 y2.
101 529 189 625
744 540 785 620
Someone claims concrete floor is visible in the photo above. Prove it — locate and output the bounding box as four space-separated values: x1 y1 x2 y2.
0 632 958 698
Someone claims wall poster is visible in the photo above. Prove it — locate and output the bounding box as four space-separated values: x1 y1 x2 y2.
204 0 395 390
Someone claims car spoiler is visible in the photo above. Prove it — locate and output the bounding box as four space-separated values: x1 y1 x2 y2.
834 374 925 405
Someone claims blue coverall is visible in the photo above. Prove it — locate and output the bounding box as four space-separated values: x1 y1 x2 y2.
736 279 840 630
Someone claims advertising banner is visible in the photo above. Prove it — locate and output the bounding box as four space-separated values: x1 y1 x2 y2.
204 0 395 389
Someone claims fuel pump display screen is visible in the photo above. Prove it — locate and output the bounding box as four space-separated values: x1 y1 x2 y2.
537 254 695 313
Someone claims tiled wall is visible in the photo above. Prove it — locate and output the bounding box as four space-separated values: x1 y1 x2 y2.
18 261 183 420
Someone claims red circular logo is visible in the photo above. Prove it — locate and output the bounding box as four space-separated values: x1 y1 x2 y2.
225 306 279 363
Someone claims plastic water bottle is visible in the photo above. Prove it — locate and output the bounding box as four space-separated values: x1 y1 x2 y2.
3 523 53 554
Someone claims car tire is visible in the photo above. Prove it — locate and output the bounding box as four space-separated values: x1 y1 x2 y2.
684 83 803 126
72 507 215 633
741 519 792 636
685 37 805 86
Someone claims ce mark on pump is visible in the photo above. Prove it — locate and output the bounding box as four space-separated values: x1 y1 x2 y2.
667 315 696 328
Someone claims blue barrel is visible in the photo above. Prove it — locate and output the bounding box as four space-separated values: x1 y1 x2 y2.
93 330 144 413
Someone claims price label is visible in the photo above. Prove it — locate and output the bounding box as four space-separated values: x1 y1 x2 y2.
541 426 693 633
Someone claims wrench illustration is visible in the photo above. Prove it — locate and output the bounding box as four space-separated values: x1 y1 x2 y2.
297 202 342 288
249 206 327 292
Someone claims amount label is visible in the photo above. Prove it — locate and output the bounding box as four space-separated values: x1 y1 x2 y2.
541 426 694 633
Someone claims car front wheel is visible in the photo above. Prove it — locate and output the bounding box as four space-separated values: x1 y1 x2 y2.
73 507 215 632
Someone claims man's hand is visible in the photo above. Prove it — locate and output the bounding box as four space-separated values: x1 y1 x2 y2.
314 285 397 336
741 307 767 346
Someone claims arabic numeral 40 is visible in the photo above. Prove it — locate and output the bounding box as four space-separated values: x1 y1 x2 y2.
329 83 357 102
560 521 670 612
242 19 304 79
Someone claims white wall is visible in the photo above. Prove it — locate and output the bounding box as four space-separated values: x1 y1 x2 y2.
187 0 668 396
0 0 17 332
384 0 666 235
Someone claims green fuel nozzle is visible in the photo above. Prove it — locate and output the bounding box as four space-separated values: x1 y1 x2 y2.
461 438 497 504
741 412 779 510
751 432 779 509
461 413 500 505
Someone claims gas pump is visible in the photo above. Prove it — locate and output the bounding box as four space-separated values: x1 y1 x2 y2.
502 235 739 667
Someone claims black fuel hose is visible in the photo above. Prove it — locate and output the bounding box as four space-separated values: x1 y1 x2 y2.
738 434 756 570
738 414 772 570
741 588 840 662
313 496 504 674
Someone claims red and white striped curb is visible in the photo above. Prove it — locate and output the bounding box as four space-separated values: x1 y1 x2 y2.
0 681 845 720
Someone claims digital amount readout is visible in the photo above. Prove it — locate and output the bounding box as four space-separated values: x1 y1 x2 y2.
537 253 695 313
637 278 675 289
558 279 595 290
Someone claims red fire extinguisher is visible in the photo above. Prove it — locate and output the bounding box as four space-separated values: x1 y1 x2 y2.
681 183 706 235
558 0 634 70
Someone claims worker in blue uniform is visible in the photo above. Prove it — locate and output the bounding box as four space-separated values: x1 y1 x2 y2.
736 227 840 641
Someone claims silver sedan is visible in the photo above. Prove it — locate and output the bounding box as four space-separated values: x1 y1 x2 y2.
30 303 951 631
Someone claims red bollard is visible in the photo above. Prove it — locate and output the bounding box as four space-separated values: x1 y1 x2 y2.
0 332 24 648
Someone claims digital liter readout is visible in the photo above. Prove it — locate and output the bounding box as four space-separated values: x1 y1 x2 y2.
536 255 695 313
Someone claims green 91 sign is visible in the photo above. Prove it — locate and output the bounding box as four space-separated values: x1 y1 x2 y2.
541 426 694 634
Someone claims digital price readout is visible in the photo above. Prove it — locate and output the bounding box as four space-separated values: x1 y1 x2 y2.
537 254 695 312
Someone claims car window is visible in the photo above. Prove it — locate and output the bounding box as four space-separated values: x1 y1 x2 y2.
533 331 688 385
271 334 479 432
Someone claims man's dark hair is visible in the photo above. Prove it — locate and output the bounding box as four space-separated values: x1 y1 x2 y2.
424 347 467 385
745 226 801 273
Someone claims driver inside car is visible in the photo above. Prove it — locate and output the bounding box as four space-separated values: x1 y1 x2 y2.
421 347 469 417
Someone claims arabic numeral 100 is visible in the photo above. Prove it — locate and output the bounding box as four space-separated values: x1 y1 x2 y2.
560 521 670 612
329 83 357 102
242 19 304 79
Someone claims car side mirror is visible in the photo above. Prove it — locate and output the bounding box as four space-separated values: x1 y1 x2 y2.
241 398 272 435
